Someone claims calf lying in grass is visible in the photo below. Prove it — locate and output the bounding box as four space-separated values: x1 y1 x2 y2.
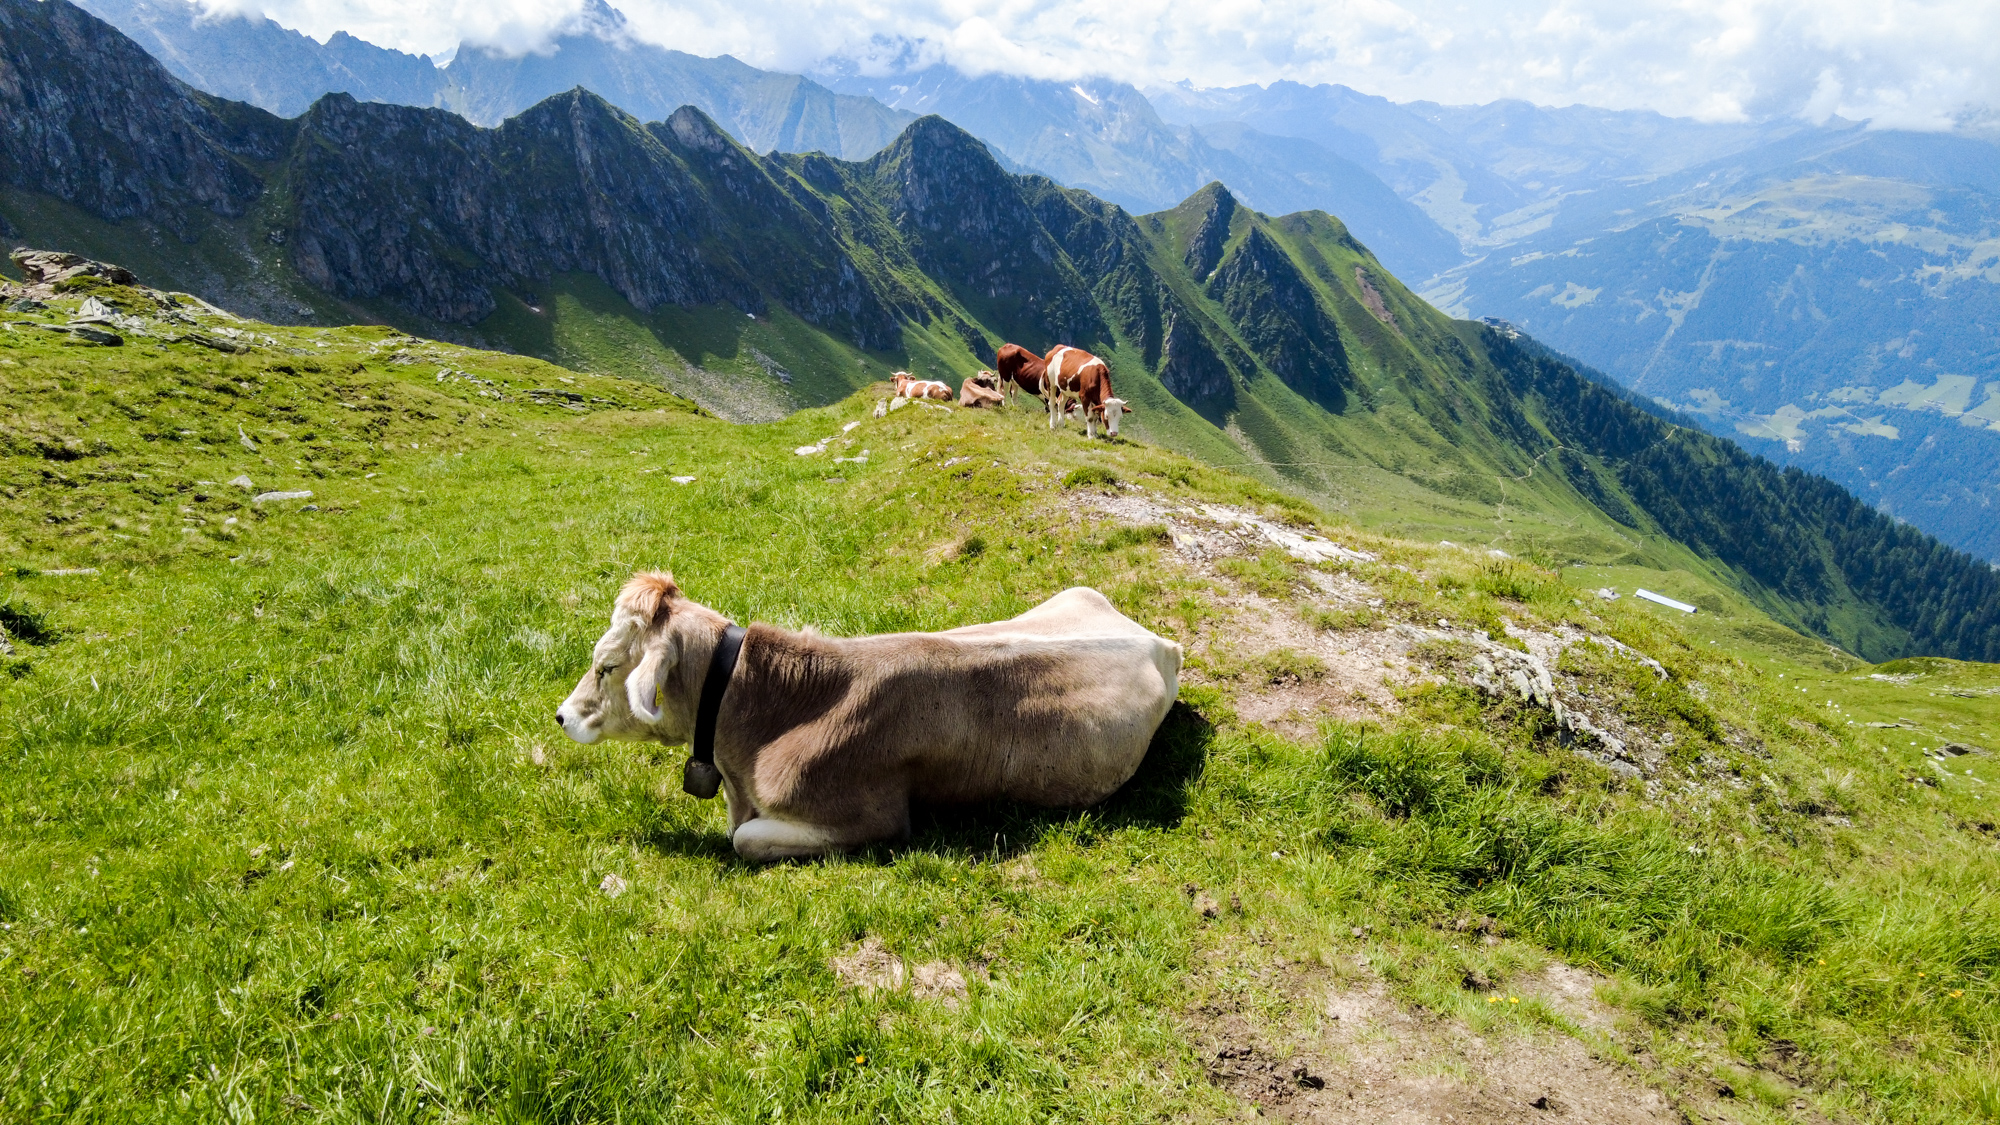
557 573 1183 861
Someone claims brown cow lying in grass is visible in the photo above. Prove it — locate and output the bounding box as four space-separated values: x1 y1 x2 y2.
556 574 1184 861
959 370 1004 408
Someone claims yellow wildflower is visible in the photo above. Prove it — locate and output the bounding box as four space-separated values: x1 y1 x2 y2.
1951 989 1964 998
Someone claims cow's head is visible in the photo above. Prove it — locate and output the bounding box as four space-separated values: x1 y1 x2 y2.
556 572 728 746
890 371 915 396
1102 396 1129 435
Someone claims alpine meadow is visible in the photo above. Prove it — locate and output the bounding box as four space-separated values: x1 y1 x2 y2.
4 0 2000 1122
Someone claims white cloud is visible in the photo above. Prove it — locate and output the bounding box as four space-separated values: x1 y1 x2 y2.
214 0 2000 127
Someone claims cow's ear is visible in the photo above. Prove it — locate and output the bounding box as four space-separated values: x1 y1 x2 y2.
627 638 670 723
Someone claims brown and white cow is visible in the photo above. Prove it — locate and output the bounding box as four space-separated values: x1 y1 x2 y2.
1042 346 1130 438
891 371 953 401
556 573 1183 862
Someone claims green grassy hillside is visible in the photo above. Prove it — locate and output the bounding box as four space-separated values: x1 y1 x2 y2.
4 298 1999 1123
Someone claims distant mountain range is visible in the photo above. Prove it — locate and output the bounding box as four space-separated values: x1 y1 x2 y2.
39 0 2000 562
66 0 1466 282
7 0 2000 663
76 0 915 159
1413 127 2000 562
1150 84 2000 563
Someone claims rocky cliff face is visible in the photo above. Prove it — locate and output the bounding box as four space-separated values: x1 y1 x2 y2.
285 92 897 345
0 0 286 236
861 118 1107 350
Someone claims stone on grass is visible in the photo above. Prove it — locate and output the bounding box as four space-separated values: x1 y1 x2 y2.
599 872 627 898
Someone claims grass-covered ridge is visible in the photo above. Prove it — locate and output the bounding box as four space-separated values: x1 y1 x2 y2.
4 306 1999 1123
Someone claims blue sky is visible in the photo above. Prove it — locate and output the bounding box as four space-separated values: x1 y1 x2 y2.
200 0 1998 129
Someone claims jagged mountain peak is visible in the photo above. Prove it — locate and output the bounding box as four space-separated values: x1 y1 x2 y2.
867 114 1020 216
1173 181 1240 281
663 103 737 152
564 0 629 40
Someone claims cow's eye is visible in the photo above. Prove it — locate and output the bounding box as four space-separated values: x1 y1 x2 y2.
598 663 618 678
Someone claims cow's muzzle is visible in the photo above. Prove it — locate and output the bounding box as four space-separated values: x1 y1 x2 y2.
554 703 601 745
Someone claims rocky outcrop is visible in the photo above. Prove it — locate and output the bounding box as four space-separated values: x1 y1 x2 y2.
10 249 138 287
863 116 1107 348
0 0 287 236
1159 299 1234 405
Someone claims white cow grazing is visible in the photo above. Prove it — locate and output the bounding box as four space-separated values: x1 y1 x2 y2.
556 574 1183 861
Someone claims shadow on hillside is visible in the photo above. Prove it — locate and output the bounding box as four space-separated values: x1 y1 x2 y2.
901 697 1215 858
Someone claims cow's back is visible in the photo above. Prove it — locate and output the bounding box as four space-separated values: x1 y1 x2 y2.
727 588 1181 814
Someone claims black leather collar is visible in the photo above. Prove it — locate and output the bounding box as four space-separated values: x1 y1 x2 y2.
683 623 746 798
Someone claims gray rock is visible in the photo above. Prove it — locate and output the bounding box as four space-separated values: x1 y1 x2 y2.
228 475 255 490
69 325 123 346
11 250 139 287
252 490 312 504
70 296 116 323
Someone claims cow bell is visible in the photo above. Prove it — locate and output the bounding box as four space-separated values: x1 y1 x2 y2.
682 757 722 799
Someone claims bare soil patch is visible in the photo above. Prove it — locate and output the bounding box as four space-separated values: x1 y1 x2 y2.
1193 959 1684 1124
831 935 973 1008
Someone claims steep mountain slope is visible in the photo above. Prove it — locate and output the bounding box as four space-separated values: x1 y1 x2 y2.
1156 78 2000 561
6 0 1999 664
64 0 1462 281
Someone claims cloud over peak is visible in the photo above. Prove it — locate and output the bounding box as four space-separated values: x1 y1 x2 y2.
198 0 1999 129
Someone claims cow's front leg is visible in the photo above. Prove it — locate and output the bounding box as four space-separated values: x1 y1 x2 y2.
722 774 756 834
732 817 840 861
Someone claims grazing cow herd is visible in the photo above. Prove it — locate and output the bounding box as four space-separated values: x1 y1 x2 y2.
553 341 1166 860
893 342 1130 438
